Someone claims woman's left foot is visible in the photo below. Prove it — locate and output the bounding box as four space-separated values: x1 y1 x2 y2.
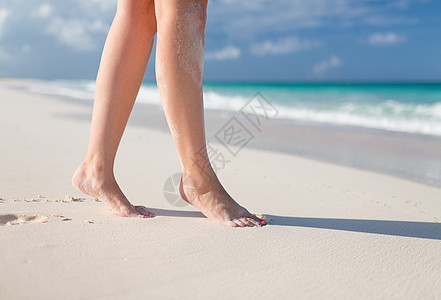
179 170 265 228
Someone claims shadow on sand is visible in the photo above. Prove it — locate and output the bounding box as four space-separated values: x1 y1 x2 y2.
150 208 441 240
267 215 441 240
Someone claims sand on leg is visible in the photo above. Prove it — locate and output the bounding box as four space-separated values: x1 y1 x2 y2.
72 0 157 218
154 0 264 227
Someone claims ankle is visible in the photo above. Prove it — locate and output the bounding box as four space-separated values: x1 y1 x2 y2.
182 165 220 192
80 157 114 179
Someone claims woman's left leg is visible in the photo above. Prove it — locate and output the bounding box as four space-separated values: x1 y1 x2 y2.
154 0 263 227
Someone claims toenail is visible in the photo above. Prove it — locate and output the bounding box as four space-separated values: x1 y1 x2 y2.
259 219 265 224
144 216 152 218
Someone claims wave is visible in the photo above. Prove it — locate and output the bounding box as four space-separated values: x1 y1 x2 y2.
22 80 441 136
275 103 441 136
25 80 96 100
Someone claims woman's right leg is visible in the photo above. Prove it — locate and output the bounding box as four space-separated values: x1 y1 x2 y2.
72 0 156 217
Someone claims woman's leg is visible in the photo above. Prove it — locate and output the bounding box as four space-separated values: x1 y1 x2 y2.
155 0 262 227
72 0 156 217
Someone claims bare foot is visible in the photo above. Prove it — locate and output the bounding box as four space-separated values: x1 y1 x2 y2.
179 171 265 228
72 162 153 218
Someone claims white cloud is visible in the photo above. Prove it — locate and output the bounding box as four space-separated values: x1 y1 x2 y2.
0 8 11 39
205 45 241 61
80 0 116 13
88 20 108 32
22 44 31 53
32 3 53 19
31 1 113 52
313 55 342 75
207 0 420 39
250 37 320 56
364 32 407 45
0 46 9 60
45 17 108 52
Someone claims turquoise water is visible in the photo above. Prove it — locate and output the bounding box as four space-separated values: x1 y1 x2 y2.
201 82 441 136
24 80 441 136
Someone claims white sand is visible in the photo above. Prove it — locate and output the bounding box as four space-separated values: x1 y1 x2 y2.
0 79 440 299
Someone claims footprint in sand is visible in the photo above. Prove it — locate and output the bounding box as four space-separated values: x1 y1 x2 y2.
0 214 49 226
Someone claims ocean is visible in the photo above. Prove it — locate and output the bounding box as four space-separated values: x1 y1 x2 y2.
24 80 441 137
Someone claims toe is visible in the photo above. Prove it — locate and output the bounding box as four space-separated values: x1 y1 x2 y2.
127 212 143 218
239 217 255 227
250 214 267 226
233 219 247 227
134 205 154 217
249 213 262 222
225 220 238 227
246 217 261 227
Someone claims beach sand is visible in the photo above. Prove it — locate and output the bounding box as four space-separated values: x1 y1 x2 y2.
1 79 440 299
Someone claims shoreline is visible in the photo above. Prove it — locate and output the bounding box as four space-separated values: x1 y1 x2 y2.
5 78 440 187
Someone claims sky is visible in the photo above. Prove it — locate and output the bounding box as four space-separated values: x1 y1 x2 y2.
0 0 440 82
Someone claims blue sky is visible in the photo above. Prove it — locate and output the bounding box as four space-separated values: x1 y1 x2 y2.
0 0 440 82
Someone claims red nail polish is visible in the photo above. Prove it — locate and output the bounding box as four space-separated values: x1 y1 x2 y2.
259 219 265 224
144 216 152 218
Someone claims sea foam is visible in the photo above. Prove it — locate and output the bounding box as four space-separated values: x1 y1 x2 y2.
22 80 441 136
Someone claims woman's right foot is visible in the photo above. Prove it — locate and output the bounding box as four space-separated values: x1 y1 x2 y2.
72 162 153 218
179 169 266 228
